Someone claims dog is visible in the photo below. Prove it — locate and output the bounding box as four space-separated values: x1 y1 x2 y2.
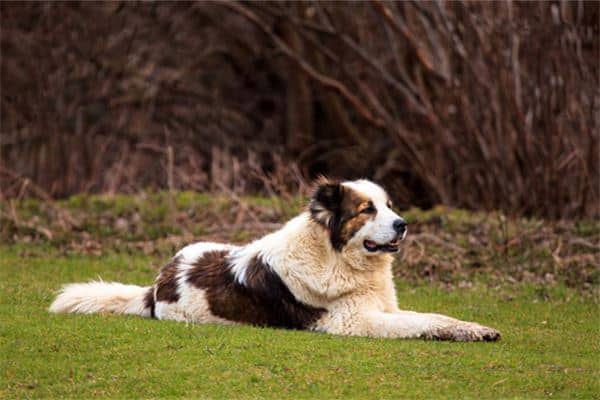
50 178 500 341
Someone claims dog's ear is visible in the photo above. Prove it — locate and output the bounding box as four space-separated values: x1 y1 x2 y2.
309 178 343 226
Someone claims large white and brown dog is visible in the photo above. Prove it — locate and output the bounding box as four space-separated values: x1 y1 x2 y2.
50 179 500 341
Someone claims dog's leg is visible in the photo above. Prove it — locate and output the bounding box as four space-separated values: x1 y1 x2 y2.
325 310 501 341
395 311 501 341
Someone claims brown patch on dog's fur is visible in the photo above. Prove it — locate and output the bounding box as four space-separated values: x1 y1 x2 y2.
309 178 343 227
143 287 156 318
337 190 374 246
187 250 325 329
310 179 375 250
155 256 181 303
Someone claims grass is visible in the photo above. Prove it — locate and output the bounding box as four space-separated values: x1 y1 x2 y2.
2 191 599 289
1 192 599 398
1 244 599 399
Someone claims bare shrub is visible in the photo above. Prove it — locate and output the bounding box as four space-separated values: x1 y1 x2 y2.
1 1 598 218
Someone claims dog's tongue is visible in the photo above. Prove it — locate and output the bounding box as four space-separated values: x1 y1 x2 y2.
364 240 379 251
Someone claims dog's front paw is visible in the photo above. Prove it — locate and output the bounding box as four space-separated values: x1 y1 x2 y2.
423 323 501 342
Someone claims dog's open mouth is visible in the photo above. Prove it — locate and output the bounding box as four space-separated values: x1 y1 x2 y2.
364 239 400 253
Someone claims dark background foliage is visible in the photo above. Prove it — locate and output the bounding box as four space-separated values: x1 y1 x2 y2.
1 1 598 218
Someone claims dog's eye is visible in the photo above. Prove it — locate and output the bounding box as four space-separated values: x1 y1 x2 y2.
360 204 376 214
386 200 393 209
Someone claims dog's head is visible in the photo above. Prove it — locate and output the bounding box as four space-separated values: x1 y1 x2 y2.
309 178 407 255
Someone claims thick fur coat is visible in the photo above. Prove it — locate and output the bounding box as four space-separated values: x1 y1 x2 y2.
50 179 500 341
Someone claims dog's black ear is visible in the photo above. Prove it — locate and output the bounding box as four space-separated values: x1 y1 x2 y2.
309 178 343 226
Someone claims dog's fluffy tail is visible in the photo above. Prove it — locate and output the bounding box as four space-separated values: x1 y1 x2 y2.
49 281 153 317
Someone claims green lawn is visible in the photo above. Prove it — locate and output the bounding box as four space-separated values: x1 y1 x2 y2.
1 244 598 399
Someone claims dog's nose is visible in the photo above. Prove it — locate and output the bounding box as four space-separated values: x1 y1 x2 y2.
393 219 407 234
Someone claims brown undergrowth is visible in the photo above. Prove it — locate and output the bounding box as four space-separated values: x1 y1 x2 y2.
1 191 598 294
2 2 598 219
